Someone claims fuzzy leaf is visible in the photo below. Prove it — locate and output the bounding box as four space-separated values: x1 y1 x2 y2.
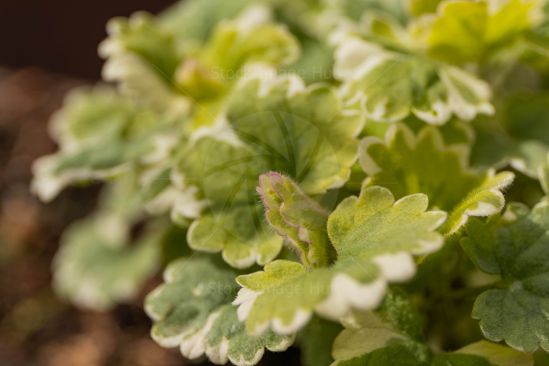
225 68 363 194
177 70 362 268
257 172 333 267
234 185 446 335
463 202 549 352
334 36 494 124
145 257 293 366
359 123 514 234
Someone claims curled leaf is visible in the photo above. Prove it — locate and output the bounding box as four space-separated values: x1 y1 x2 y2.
257 172 333 267
235 185 446 335
176 70 362 268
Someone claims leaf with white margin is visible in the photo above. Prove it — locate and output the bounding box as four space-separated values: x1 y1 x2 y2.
175 5 301 101
187 205 283 269
53 217 162 311
461 201 549 353
30 87 171 202
234 185 446 335
197 5 299 74
225 67 363 195
257 172 334 268
48 86 135 151
99 12 190 117
175 136 283 268
333 36 494 124
145 257 293 366
176 69 362 268
359 123 514 235
411 0 544 64
142 166 208 223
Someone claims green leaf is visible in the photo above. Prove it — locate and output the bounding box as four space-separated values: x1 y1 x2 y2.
334 344 527 366
331 289 427 364
257 172 334 267
282 37 333 83
30 88 174 202
99 12 191 116
300 317 342 366
472 93 549 178
340 0 409 22
539 158 549 195
331 312 422 364
409 0 443 16
412 0 544 63
145 257 293 366
359 123 514 234
187 206 283 269
226 67 363 194
53 218 162 311
332 342 429 366
175 5 300 100
235 185 446 335
198 6 300 74
268 0 343 38
456 341 533 366
334 36 494 124
176 69 362 268
48 86 134 149
463 201 549 352
158 0 252 44
332 305 530 366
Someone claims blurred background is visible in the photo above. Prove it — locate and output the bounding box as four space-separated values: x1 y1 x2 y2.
0 1 283 365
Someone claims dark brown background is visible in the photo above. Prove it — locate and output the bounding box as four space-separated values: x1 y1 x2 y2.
0 0 175 79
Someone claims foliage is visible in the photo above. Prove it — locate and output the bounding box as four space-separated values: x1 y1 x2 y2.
32 0 549 365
